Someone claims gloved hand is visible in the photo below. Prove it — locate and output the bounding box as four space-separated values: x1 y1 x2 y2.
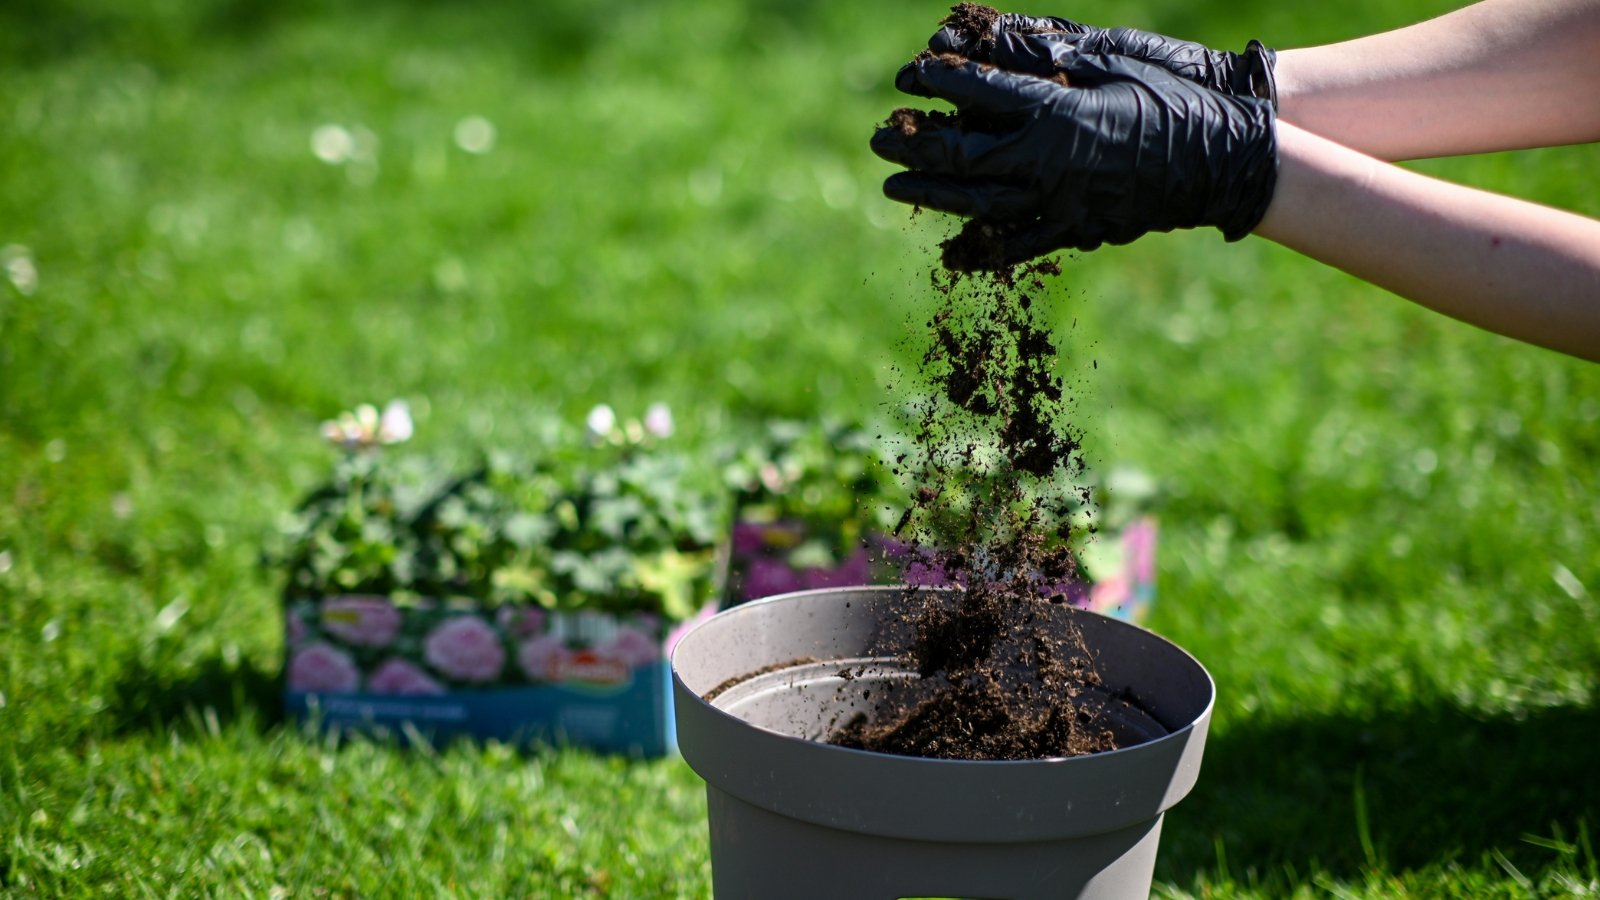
930 10 1278 107
871 51 1277 265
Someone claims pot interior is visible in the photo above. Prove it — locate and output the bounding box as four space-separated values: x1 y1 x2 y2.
709 654 1171 748
676 588 1212 758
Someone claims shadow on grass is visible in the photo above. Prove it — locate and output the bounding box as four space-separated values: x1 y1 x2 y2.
1157 700 1600 881
104 646 1597 881
110 653 284 737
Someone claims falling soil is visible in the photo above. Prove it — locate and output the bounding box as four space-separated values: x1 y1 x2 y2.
818 4 1123 760
824 252 1116 760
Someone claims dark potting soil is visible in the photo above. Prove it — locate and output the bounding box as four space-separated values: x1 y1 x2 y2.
818 5 1119 760
943 2 1001 55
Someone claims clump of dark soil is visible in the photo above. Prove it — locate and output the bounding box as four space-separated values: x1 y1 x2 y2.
942 2 1002 55
884 89 1015 140
930 4 1073 85
885 106 958 137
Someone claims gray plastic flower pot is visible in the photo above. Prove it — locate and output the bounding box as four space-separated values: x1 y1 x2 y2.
671 586 1214 900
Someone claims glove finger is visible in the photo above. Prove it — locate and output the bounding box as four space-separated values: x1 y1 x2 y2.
1048 47 1188 90
928 23 982 57
883 172 1041 219
872 116 1046 182
940 219 1071 272
997 13 1087 36
1101 26 1218 87
927 13 1084 57
869 121 979 175
899 55 1057 116
989 29 1088 77
1000 220 1097 260
894 60 939 98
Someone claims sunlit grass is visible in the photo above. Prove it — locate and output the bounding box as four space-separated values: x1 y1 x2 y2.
3 0 1599 895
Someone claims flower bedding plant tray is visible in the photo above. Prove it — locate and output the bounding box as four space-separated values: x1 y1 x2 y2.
284 596 711 757
274 402 725 757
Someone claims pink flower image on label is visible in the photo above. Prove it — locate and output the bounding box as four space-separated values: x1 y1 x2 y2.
597 626 660 668
1089 574 1131 614
1126 519 1158 585
423 615 506 683
518 634 571 682
285 609 308 648
366 658 448 696
287 642 361 693
320 595 403 648
495 604 547 639
663 603 717 659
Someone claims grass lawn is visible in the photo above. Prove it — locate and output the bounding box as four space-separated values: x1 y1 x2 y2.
4 0 1599 895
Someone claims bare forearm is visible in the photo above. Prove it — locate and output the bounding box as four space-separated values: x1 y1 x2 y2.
1254 122 1600 360
1274 0 1600 159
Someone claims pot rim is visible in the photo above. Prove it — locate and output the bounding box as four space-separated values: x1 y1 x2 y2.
671 584 1216 767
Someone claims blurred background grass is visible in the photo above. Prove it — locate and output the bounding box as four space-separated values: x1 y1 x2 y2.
3 0 1599 895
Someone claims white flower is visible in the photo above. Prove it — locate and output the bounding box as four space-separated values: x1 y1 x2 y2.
377 400 413 444
311 124 355 165
759 462 787 493
585 404 617 442
321 399 414 450
2 245 38 296
354 404 379 436
453 116 496 155
321 411 363 449
643 402 674 438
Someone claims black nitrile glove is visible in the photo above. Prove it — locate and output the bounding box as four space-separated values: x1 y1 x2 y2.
931 12 1278 107
871 51 1277 264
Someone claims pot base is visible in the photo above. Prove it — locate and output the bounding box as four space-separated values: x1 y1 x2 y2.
707 786 1166 900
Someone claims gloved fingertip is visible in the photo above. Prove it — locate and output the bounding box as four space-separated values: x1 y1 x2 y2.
1045 47 1133 86
997 222 1082 265
990 30 1075 78
894 61 920 95
999 13 1088 36
928 25 969 55
868 125 908 162
881 172 925 205
897 53 968 97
